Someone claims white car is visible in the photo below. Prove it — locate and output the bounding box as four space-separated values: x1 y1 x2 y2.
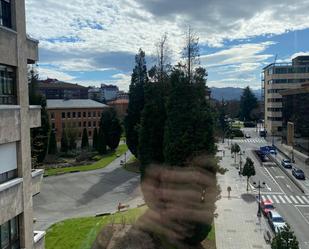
268 210 287 233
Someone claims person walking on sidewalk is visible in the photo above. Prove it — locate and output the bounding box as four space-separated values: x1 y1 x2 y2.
227 186 232 199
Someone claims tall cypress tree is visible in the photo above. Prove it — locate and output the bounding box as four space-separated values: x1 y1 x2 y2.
97 127 107 155
125 49 148 157
93 128 98 151
100 108 122 151
48 130 57 155
60 129 69 153
81 128 89 150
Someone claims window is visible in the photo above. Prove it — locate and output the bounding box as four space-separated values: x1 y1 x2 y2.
0 169 17 184
67 112 71 118
0 65 16 105
78 112 81 118
50 112 55 120
0 216 19 249
89 131 92 137
98 112 101 117
62 112 65 119
73 112 76 118
88 121 91 128
83 121 86 127
93 121 96 127
83 112 86 118
79 132 82 138
88 112 91 118
0 0 12 29
93 112 96 117
78 122 82 127
52 123 55 129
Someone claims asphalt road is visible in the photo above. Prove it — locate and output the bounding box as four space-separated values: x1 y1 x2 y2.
33 152 143 230
233 128 309 249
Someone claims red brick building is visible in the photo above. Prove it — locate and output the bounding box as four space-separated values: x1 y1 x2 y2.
47 99 108 143
107 98 129 120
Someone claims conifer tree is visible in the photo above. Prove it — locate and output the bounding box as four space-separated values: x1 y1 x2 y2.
81 128 89 150
125 49 148 157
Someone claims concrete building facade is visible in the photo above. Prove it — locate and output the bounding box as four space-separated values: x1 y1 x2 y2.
262 56 309 136
0 0 45 248
47 99 108 143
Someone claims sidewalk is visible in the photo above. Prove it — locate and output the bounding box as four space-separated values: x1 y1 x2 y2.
215 143 271 249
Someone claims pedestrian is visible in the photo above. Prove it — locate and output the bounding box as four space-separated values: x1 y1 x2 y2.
223 150 225 157
227 186 232 199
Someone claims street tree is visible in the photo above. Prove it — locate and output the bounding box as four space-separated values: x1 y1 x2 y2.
231 144 240 164
60 129 69 153
81 128 89 150
242 157 256 191
125 49 148 157
271 224 299 249
239 86 258 121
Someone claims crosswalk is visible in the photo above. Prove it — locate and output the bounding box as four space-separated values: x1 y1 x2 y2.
261 194 309 205
233 138 266 144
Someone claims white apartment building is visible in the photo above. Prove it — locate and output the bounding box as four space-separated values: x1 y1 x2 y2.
0 0 45 248
263 56 309 136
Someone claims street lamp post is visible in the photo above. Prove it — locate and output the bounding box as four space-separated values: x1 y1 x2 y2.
253 180 266 217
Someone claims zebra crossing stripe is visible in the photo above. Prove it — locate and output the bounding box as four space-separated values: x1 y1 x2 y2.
296 196 305 204
290 196 299 204
266 195 273 203
279 196 286 204
272 195 280 203
284 196 292 204
303 196 309 204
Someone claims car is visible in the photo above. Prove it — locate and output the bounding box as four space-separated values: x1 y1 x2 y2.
292 168 306 180
245 133 251 138
281 159 292 169
260 200 274 216
260 130 267 138
268 210 287 233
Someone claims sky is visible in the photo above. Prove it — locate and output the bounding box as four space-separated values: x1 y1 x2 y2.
25 0 309 91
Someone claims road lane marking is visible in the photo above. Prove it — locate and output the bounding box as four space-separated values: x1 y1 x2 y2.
264 167 285 193
302 196 309 204
266 195 273 203
296 196 305 204
290 196 299 204
272 195 280 203
284 196 292 204
279 196 286 203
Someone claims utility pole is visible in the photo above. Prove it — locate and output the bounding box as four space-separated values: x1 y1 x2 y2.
253 181 266 217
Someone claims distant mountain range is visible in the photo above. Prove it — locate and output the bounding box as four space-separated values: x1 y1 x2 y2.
210 87 262 101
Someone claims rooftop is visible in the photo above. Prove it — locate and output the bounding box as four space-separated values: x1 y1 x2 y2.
38 80 88 90
47 99 108 109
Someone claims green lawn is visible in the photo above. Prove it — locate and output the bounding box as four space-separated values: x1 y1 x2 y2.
44 144 128 176
46 207 147 249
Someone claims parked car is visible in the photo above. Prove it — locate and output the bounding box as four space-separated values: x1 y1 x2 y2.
268 210 287 233
281 159 292 169
260 200 274 216
245 133 251 138
292 168 306 180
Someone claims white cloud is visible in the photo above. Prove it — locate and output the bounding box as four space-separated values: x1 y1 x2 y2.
38 67 76 81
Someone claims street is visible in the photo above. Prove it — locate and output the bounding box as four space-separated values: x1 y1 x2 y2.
33 152 143 230
234 128 309 249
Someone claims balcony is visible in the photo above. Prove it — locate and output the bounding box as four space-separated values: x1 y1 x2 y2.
0 178 23 225
32 169 44 196
27 36 39 64
34 231 46 249
0 105 41 144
